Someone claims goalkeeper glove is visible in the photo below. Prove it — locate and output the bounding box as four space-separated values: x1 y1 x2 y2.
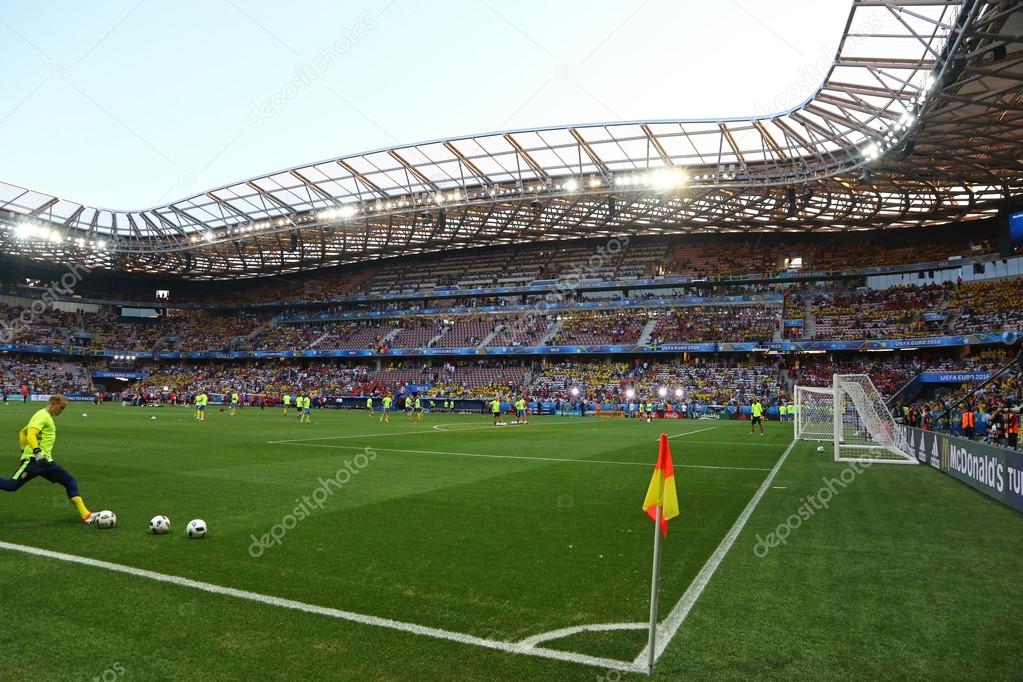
32 447 45 462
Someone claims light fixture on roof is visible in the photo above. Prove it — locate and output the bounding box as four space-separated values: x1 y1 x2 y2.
563 178 578 192
862 141 881 161
649 168 687 189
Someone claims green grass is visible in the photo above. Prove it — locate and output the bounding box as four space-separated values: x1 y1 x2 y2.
0 403 1019 680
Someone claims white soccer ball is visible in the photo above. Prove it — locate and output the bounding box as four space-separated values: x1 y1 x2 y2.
95 510 117 529
81 413 88 417
186 519 207 539
816 445 825 452
148 515 171 534
150 416 157 421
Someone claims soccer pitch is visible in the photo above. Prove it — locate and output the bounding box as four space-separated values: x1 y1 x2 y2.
1 404 1020 681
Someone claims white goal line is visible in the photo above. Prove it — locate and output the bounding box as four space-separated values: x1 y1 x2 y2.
0 540 640 674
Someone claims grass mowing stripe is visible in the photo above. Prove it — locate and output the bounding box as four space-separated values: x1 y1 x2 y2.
268 419 612 444
633 438 796 667
0 540 640 675
272 442 772 470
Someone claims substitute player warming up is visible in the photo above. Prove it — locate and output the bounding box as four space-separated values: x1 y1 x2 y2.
0 394 99 524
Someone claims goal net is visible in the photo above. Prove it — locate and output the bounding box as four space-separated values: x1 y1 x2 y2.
795 374 915 464
794 385 834 442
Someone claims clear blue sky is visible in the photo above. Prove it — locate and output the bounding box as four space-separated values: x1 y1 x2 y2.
0 1 852 209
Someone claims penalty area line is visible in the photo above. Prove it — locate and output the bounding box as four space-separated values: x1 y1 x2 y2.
661 426 718 440
0 540 639 674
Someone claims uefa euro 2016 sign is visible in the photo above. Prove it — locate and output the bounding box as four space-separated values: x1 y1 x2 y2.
900 425 1023 513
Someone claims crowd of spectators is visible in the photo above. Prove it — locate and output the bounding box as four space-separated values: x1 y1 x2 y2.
795 358 919 397
1 357 93 395
11 272 1023 355
948 278 1023 335
649 305 778 344
810 284 947 340
551 311 647 345
527 360 787 407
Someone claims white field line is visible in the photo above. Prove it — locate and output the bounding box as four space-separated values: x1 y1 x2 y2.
662 426 718 440
676 439 785 448
632 439 797 668
272 443 772 471
519 622 648 648
0 540 639 674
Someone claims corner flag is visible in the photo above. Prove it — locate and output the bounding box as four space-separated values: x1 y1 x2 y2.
642 433 679 536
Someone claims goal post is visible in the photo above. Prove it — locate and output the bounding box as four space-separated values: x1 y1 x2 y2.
793 385 834 442
794 375 915 464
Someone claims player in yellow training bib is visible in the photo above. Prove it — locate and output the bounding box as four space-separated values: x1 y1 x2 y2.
0 395 101 524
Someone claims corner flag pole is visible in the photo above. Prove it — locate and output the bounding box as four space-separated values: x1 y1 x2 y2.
646 504 663 676
642 433 678 676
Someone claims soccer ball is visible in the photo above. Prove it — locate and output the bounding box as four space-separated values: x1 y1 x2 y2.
81 413 87 417
148 515 171 534
816 445 825 452
150 416 157 421
95 510 117 529
186 519 207 539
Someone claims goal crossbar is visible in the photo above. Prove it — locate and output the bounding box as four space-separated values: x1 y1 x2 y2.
795 375 915 464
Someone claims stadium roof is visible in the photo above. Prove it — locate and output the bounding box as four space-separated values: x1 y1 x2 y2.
1 0 1021 280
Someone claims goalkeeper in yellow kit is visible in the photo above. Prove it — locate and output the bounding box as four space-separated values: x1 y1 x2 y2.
0 394 98 524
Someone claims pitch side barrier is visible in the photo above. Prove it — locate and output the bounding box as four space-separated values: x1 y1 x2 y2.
900 425 1023 513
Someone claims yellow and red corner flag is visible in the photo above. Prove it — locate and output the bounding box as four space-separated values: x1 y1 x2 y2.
642 433 679 536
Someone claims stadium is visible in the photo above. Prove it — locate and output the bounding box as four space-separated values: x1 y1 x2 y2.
1 1 1022 679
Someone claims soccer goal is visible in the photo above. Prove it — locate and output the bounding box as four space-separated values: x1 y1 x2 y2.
794 374 915 464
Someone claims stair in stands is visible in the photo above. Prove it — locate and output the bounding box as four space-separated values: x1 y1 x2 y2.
637 318 660 345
